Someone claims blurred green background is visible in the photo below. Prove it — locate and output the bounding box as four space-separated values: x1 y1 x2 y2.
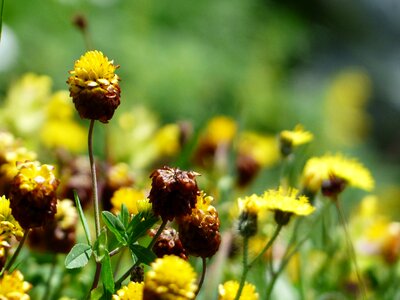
0 0 399 206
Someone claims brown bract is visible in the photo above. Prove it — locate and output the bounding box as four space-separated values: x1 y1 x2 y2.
148 166 199 222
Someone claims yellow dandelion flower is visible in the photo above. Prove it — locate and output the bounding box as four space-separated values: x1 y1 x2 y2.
237 132 279 167
204 116 237 145
263 187 315 216
279 125 313 156
238 194 266 215
280 124 313 147
0 195 23 241
55 199 78 230
218 280 259 300
111 187 146 215
302 153 374 193
112 281 144 300
143 255 197 300
67 50 121 123
0 270 32 300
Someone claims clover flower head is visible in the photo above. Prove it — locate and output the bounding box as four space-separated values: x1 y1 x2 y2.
0 195 23 241
178 192 221 258
218 280 259 300
112 281 144 300
143 255 198 300
148 166 199 221
0 270 32 300
67 50 121 123
10 161 59 228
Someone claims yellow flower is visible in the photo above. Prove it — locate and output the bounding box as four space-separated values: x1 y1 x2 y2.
238 194 266 215
1 73 51 137
10 161 59 229
111 187 146 215
0 195 23 241
262 187 315 217
324 69 371 146
40 120 86 153
143 255 197 300
302 153 374 193
55 199 78 230
0 147 37 184
154 124 181 157
237 132 279 167
46 90 75 120
204 116 237 145
218 280 259 300
112 281 144 300
67 50 121 123
0 270 32 300
280 124 313 147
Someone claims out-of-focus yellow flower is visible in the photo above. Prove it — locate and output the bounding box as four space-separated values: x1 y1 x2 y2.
46 90 75 120
112 281 144 300
154 124 181 157
0 270 32 300
204 116 237 145
302 153 374 193
0 147 37 184
218 280 259 300
111 187 146 215
143 255 197 300
1 73 51 137
67 50 121 123
263 187 315 216
0 195 23 242
279 125 313 156
55 199 78 230
280 124 313 147
324 69 372 146
237 132 279 167
40 120 86 153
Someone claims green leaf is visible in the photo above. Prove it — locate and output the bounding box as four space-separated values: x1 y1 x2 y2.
90 286 103 300
119 204 129 228
65 243 92 269
102 211 128 245
74 190 92 245
101 251 114 296
129 244 156 266
93 229 107 261
129 215 159 243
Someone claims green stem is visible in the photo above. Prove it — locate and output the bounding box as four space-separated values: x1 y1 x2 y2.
115 219 168 287
88 119 100 238
88 119 101 291
0 0 4 44
195 257 207 297
2 229 30 274
334 199 367 299
235 225 283 300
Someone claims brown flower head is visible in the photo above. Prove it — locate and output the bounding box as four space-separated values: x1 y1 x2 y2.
9 161 59 229
29 199 77 253
67 50 121 123
177 192 221 258
150 227 187 260
148 166 199 222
